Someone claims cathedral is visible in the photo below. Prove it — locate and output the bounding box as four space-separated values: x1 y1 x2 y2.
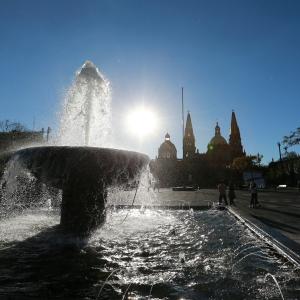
158 110 244 163
152 111 245 187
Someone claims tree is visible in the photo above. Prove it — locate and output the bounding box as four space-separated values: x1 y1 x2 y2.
284 151 298 160
283 127 300 147
231 155 256 172
254 153 263 166
0 120 27 132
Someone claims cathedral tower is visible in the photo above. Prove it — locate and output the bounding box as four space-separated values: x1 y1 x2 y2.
183 112 196 159
229 110 244 159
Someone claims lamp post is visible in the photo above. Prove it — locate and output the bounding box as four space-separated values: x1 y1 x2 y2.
277 142 282 162
277 142 285 183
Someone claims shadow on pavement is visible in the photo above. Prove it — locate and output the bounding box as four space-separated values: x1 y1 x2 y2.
258 206 300 219
250 214 300 234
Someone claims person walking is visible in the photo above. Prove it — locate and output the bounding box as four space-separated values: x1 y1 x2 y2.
217 181 228 205
154 178 160 192
147 176 152 192
228 182 236 205
249 180 259 208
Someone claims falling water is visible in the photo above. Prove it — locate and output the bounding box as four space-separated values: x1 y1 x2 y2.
232 251 271 271
1 61 111 215
58 60 111 147
0 154 61 217
264 273 285 300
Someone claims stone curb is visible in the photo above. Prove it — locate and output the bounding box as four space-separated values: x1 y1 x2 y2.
228 207 300 267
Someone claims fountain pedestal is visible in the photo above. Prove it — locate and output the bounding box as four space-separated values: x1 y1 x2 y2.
10 146 149 236
61 175 106 235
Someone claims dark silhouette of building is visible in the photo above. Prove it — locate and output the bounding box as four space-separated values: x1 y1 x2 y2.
183 112 196 159
207 122 227 149
0 130 45 153
229 110 244 160
206 122 231 165
151 110 246 187
158 133 177 159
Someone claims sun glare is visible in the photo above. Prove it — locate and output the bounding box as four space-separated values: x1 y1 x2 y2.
126 106 158 138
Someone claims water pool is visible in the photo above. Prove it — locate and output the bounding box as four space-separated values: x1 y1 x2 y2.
0 209 299 299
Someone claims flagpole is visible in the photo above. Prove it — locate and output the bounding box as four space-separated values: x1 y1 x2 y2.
182 87 184 158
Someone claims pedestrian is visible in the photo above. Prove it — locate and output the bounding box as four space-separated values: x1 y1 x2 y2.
148 176 152 192
154 178 160 192
249 180 260 208
217 181 228 205
228 182 236 205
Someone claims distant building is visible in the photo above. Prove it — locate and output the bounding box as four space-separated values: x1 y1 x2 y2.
151 110 246 187
243 171 265 188
0 130 45 153
158 133 177 159
158 110 245 164
229 110 244 160
183 112 196 159
206 122 231 165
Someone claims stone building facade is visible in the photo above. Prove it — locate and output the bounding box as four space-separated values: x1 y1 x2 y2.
151 111 245 187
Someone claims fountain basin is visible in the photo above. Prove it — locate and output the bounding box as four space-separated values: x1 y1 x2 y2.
1 209 299 299
8 146 149 236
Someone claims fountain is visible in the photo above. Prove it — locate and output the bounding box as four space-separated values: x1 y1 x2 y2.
0 61 299 299
58 60 111 147
1 61 149 236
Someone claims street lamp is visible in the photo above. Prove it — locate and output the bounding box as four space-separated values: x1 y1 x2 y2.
277 142 282 162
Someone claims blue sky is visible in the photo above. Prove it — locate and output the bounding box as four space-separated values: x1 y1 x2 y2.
0 0 300 162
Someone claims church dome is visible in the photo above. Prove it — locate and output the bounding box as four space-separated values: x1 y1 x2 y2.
209 135 227 145
158 133 177 159
208 123 228 147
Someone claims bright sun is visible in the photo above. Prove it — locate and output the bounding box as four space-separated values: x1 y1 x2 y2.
126 106 158 138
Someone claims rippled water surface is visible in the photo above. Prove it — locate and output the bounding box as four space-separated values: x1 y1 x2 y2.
0 209 299 299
